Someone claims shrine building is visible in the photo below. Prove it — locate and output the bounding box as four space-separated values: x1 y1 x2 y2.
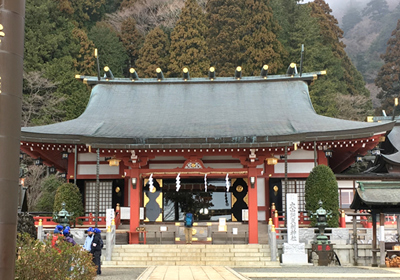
20 66 394 244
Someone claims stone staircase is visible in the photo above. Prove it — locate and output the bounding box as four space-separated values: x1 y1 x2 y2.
103 244 279 267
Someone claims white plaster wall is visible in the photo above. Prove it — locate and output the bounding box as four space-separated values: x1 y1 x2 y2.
337 180 354 189
257 178 265 207
78 153 105 161
77 164 119 175
288 149 315 160
275 162 315 174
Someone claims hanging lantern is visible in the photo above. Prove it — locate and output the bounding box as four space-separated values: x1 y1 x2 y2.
34 157 43 166
266 157 278 165
49 166 56 174
108 158 120 166
324 149 333 158
61 151 69 159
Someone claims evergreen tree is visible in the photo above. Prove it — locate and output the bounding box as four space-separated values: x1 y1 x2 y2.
88 22 129 77
24 0 75 71
239 0 284 76
169 0 209 77
56 0 107 29
305 165 339 228
206 0 243 77
53 183 84 221
270 0 300 67
375 19 400 114
362 0 389 21
136 27 170 78
119 17 143 70
34 175 64 212
309 0 371 118
71 28 97 76
342 4 362 36
24 0 92 124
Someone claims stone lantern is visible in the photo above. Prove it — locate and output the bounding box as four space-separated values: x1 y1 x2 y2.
53 202 74 227
310 201 334 266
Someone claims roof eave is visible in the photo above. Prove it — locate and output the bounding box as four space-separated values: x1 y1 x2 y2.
20 122 393 149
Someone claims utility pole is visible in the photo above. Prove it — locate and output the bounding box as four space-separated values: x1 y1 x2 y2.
0 1 25 279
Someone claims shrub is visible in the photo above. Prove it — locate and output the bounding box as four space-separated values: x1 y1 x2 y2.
15 233 96 279
53 183 84 222
305 164 339 227
35 175 64 212
17 213 37 239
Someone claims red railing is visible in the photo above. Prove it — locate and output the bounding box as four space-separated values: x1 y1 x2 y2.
33 213 107 227
270 203 347 229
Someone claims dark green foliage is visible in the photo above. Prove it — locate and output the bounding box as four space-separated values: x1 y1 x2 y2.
270 0 300 68
169 0 209 77
57 0 107 29
136 27 170 78
119 17 143 70
17 213 37 239
53 183 84 221
24 0 93 125
24 0 75 71
88 23 129 77
35 175 64 212
206 0 243 77
15 233 96 279
305 165 339 227
43 56 91 121
375 19 400 114
238 0 284 76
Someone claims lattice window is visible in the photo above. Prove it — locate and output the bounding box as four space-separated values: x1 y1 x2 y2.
85 181 112 213
281 179 306 212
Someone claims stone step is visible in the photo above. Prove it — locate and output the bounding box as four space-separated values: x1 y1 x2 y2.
105 244 275 267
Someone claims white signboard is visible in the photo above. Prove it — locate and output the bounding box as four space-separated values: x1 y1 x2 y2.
106 208 114 227
286 193 299 244
120 207 130 219
242 209 249 221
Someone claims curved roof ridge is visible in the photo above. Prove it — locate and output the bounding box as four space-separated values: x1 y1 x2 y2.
21 78 394 147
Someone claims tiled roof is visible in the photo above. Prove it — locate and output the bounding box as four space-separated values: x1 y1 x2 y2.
351 181 400 211
21 73 394 148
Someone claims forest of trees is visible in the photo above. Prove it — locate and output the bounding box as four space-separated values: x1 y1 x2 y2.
23 0 400 126
340 0 400 114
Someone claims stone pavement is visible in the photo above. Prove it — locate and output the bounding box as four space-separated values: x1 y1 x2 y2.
138 266 249 280
96 265 400 280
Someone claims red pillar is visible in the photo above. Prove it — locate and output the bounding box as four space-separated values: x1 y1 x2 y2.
248 168 258 244
127 168 141 244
